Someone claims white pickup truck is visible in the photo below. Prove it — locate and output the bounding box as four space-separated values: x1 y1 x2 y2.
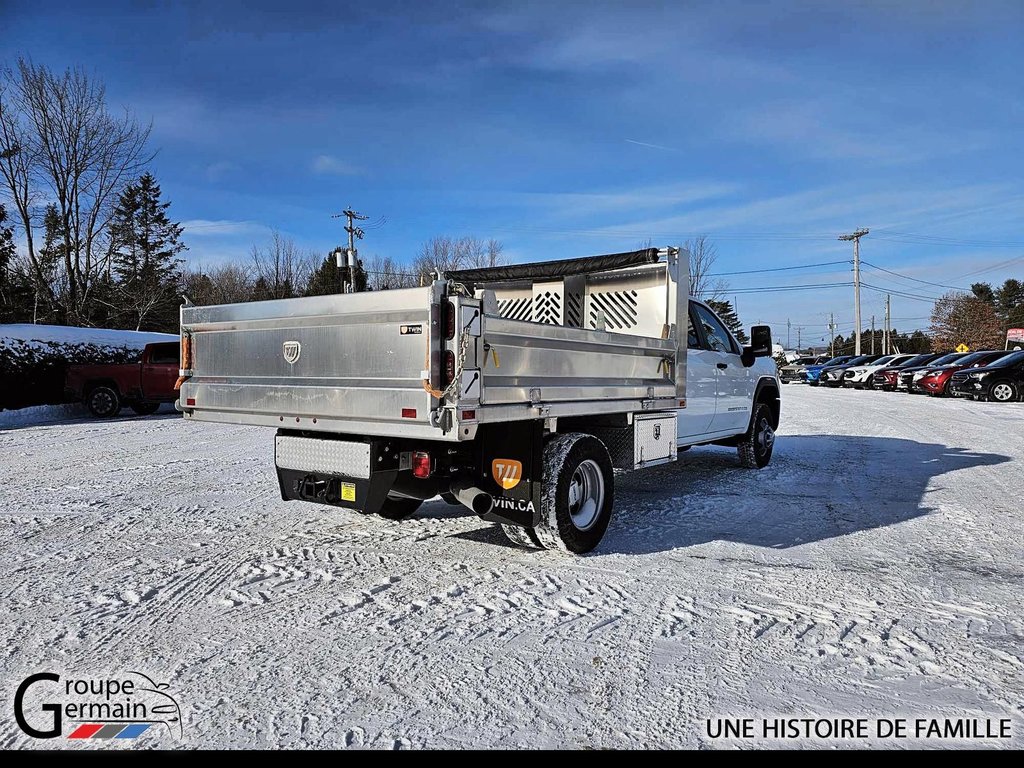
176 247 779 553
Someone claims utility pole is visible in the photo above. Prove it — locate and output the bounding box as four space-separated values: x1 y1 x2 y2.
871 315 875 354
829 313 836 357
331 208 369 292
884 294 891 354
787 319 791 349
839 228 869 355
797 326 802 352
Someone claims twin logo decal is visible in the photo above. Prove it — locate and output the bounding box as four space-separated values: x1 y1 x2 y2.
282 341 301 365
491 459 523 490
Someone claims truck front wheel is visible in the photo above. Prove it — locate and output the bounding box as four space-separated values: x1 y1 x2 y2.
531 433 614 554
86 386 121 418
737 402 776 469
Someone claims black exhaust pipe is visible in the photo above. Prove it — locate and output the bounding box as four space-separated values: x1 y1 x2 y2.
450 478 493 516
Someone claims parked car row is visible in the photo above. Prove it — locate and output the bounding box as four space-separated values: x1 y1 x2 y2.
785 349 1024 403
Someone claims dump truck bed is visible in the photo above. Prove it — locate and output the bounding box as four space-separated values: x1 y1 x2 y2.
178 248 687 441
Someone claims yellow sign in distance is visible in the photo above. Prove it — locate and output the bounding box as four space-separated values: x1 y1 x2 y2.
955 343 970 353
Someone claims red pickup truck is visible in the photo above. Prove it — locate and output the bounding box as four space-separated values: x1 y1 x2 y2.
65 341 180 418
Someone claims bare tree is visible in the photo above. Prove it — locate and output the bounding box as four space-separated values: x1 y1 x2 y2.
364 253 415 290
683 235 728 299
929 291 1004 352
250 230 314 299
181 262 254 306
413 235 507 282
0 59 152 324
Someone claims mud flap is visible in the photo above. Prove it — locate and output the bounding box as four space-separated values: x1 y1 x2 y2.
475 420 545 527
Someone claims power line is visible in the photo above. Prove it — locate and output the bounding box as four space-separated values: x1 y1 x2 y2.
860 261 968 291
707 259 850 277
861 282 941 303
695 281 852 296
870 231 1024 248
954 254 1024 279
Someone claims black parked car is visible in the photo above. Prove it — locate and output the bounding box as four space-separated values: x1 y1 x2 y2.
819 354 882 388
897 352 967 392
871 353 943 391
949 350 1024 402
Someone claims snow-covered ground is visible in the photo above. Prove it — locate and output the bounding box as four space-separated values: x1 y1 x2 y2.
1 386 1022 749
0 323 176 349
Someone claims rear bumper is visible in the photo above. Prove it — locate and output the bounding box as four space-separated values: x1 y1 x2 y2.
275 433 401 514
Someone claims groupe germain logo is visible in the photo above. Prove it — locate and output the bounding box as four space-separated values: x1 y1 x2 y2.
14 671 182 742
282 340 301 364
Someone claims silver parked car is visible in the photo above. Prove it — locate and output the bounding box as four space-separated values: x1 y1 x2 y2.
779 356 828 384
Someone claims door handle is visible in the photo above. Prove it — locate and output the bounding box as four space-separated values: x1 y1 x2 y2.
716 362 728 370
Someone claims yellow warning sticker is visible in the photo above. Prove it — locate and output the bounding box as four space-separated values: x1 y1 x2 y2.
341 482 356 502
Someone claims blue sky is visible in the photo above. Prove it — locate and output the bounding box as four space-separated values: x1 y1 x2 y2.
3 0 1023 345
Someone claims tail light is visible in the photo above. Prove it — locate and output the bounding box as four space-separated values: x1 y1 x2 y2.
443 350 455 387
412 451 432 479
445 300 457 340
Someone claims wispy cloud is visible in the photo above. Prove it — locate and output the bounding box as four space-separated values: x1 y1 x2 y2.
501 181 740 221
624 139 675 152
180 219 266 237
311 154 361 176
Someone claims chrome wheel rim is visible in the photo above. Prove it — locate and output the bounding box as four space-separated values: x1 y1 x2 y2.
757 418 775 455
992 383 1013 401
568 459 604 531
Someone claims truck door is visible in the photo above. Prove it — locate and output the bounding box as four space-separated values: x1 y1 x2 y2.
142 343 180 401
677 303 716 440
692 302 751 434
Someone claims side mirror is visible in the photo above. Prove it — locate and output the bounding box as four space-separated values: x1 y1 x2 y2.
741 325 772 367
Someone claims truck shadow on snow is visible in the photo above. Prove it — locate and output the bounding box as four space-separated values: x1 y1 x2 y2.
601 434 1011 555
441 434 1010 555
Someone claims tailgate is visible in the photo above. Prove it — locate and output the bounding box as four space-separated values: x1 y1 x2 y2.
179 286 446 438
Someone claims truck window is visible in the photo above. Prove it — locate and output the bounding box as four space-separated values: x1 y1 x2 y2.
149 343 180 364
687 311 701 349
693 303 738 354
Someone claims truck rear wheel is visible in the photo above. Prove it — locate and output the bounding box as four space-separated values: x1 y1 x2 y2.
86 386 121 418
130 402 160 416
531 433 614 554
376 495 423 520
737 402 775 469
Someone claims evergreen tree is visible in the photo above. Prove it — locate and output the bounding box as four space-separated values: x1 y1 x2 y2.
251 276 273 302
706 299 749 343
108 173 186 331
997 278 1024 331
305 253 368 296
971 282 996 304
